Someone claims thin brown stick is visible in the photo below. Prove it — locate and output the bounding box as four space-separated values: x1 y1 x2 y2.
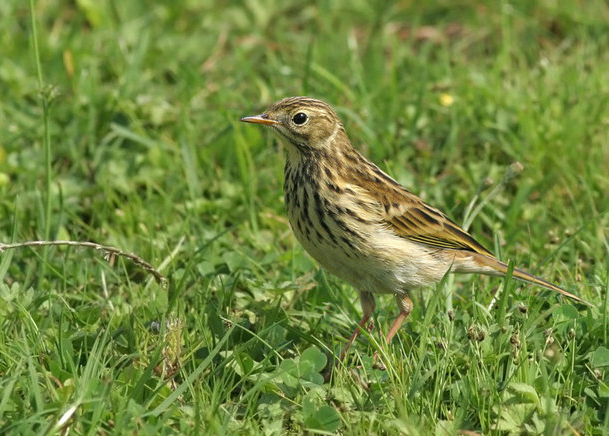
0 240 167 287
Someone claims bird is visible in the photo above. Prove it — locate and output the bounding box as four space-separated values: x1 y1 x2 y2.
240 96 590 361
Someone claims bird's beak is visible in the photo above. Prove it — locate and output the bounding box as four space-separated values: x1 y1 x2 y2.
240 114 280 126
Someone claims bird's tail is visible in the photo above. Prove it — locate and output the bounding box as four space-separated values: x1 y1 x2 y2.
470 253 592 306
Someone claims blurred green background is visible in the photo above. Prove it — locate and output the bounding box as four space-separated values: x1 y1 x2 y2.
1 0 608 434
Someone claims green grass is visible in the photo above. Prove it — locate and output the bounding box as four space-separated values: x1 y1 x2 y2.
1 0 608 434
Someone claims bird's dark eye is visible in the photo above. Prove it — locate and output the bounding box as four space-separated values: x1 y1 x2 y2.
292 112 308 125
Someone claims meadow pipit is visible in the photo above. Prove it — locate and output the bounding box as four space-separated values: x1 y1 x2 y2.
241 96 590 360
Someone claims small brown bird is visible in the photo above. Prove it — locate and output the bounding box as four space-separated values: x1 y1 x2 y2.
241 96 589 359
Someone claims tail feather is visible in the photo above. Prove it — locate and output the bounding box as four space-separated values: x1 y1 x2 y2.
470 253 592 306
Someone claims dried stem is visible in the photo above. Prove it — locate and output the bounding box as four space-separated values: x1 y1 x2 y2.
0 240 167 287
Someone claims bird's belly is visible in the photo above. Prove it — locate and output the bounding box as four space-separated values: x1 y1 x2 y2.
294 229 395 293
287 205 453 294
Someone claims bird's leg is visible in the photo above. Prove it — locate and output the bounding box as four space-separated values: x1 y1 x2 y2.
373 293 413 369
386 293 413 344
339 291 376 361
324 292 376 382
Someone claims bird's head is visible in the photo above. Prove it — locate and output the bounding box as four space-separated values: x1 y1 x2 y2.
240 96 347 154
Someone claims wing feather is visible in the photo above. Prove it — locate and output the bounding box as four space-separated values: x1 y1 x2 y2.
345 157 495 257
387 206 493 256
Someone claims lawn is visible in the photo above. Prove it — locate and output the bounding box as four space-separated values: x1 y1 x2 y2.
1 0 608 434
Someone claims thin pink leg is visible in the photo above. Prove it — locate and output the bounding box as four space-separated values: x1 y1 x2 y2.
339 291 376 361
339 313 372 361
373 293 414 369
385 293 413 344
324 292 376 381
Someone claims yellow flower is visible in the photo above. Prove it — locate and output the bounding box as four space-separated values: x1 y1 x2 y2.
439 93 454 107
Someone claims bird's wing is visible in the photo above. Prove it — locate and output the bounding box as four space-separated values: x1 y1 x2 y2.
347 156 494 256
385 199 493 256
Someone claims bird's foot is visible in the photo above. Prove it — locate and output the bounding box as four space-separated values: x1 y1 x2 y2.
372 350 386 370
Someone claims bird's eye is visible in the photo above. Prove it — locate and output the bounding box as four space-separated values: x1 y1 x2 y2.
292 112 308 125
